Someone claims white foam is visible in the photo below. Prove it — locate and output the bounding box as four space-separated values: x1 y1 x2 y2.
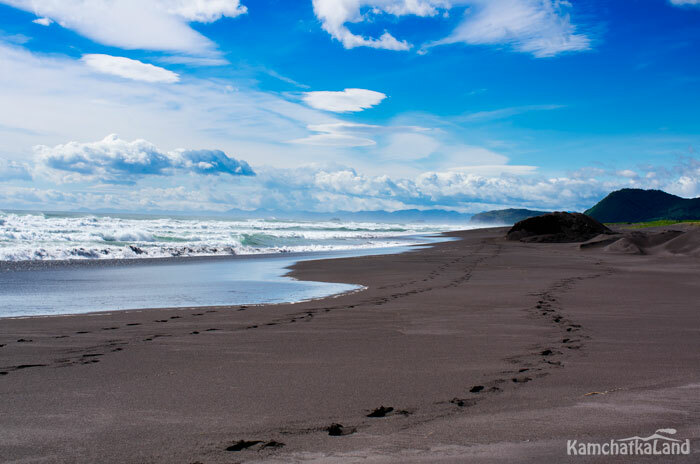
0 211 465 262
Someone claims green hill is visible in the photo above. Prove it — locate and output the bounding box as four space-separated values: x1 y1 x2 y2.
585 188 700 223
469 208 549 225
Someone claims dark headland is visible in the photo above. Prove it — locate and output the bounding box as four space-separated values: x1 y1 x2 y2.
1 213 699 462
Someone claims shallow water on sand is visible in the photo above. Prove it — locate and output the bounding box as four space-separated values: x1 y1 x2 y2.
0 236 448 318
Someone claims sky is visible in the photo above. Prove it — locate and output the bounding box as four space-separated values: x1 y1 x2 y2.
0 0 699 214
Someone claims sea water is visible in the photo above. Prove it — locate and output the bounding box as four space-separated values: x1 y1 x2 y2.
0 210 459 261
0 211 467 317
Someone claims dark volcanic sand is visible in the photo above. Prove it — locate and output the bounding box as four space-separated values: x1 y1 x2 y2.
1 227 699 463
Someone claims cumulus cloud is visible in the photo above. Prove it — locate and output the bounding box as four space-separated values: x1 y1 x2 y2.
5 159 699 214
427 0 591 57
82 54 180 83
0 41 345 172
311 0 448 50
175 149 255 176
302 88 387 112
35 134 254 183
0 0 247 54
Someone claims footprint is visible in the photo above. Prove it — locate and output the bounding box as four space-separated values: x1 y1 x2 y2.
260 441 285 449
14 364 46 370
512 376 532 383
469 385 484 393
226 440 262 451
16 339 33 343
367 406 394 417
126 323 141 326
327 423 356 436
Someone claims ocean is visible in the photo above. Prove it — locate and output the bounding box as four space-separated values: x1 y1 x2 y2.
0 210 461 261
0 210 469 317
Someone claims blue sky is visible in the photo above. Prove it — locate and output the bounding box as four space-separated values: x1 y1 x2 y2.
0 0 699 214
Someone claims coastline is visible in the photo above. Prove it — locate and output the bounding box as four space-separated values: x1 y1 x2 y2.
0 234 450 319
1 226 698 463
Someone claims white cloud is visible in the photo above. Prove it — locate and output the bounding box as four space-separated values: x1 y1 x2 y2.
428 0 591 57
82 54 180 83
383 132 441 160
311 0 591 57
0 158 32 180
302 88 387 112
670 0 700 5
290 122 379 147
459 104 564 122
447 164 537 175
32 17 52 26
289 122 433 148
0 41 352 172
165 0 247 22
35 134 254 183
311 0 448 50
0 0 247 54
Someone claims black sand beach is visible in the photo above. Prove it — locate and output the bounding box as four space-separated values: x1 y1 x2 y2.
1 226 699 463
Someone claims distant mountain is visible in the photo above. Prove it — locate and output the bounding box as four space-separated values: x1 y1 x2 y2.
9 207 474 224
469 208 549 225
224 208 473 223
585 188 700 223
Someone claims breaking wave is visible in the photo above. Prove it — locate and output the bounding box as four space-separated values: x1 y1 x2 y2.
0 211 463 262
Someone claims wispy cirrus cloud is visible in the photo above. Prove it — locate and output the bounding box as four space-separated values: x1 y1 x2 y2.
289 122 380 147
669 0 700 6
458 104 565 122
0 0 247 55
289 122 432 148
311 0 448 50
302 88 387 112
311 0 591 58
82 54 180 83
426 0 591 57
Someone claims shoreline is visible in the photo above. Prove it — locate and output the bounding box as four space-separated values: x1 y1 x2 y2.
0 232 446 272
1 226 698 463
0 233 452 320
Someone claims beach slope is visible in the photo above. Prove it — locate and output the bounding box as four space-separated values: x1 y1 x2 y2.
1 227 699 463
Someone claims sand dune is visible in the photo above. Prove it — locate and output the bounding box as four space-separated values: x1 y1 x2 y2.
583 226 700 257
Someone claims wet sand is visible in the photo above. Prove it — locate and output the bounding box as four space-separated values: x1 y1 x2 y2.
1 227 699 463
